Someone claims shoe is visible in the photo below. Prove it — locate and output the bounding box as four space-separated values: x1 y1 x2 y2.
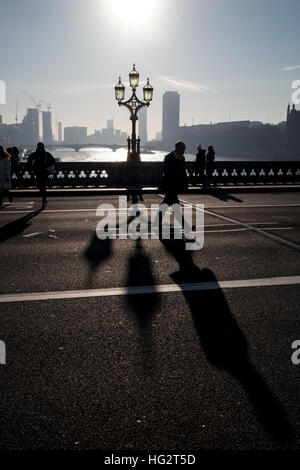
41 200 48 209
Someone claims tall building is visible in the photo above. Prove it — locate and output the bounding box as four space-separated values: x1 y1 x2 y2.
287 103 300 157
21 108 39 147
107 119 114 130
162 91 180 147
64 126 87 145
42 111 52 145
138 107 147 145
57 121 62 143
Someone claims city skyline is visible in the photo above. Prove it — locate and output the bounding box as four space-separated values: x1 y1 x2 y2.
0 0 300 139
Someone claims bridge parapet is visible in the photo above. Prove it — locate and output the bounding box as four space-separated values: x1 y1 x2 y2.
13 161 300 188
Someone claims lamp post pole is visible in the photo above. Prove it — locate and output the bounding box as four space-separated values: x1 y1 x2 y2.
115 64 153 164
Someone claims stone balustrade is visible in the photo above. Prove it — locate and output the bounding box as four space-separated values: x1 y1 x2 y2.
12 161 300 188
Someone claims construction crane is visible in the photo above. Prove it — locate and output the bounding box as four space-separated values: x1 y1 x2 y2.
22 91 43 112
40 100 52 112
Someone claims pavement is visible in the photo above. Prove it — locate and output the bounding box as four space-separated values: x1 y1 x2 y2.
0 191 299 451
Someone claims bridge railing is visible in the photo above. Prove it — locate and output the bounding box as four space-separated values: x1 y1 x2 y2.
13 161 300 188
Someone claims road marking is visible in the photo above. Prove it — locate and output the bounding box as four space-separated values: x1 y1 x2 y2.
0 275 299 303
22 232 43 238
97 226 292 236
1 202 300 214
177 197 300 252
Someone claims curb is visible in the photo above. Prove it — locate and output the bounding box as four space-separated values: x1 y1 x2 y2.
10 185 300 197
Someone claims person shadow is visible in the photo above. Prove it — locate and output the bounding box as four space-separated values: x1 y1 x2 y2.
0 209 42 243
84 232 112 288
126 239 160 373
83 214 140 288
209 191 243 203
161 238 293 444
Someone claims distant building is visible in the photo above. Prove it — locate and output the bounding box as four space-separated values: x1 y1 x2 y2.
0 115 22 147
58 121 62 144
177 119 286 158
162 91 180 147
64 126 87 145
21 108 39 147
287 103 300 157
155 131 162 141
138 107 147 145
42 110 52 145
107 119 114 130
87 119 128 146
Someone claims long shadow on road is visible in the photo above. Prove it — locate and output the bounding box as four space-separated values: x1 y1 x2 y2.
0 210 42 243
126 239 160 373
161 238 294 444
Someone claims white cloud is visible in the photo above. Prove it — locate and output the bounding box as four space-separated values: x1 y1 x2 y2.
282 64 300 72
160 76 210 92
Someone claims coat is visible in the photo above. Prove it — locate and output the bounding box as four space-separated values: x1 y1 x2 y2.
160 151 188 194
0 156 11 189
28 150 55 175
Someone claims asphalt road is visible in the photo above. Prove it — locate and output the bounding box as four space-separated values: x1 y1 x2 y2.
0 191 299 451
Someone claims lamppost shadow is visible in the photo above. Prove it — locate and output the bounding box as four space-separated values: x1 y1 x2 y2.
160 238 294 444
125 238 160 373
0 209 42 243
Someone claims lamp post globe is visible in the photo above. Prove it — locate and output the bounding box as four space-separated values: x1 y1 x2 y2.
143 78 153 102
129 63 139 88
115 77 125 101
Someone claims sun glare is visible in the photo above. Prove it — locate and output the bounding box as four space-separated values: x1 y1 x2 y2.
107 0 160 32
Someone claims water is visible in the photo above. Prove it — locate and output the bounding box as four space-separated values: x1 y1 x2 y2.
41 147 297 163
50 147 196 162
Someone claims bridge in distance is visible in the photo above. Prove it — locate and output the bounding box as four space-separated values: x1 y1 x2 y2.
47 143 160 152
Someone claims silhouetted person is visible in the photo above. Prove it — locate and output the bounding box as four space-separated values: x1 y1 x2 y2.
157 141 193 240
28 142 55 208
0 146 12 206
11 146 20 188
160 141 188 205
206 145 215 186
194 144 206 185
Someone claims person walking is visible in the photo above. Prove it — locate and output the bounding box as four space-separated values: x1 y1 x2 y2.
206 145 216 187
194 144 206 186
0 146 12 206
160 141 188 205
28 142 55 208
158 141 193 240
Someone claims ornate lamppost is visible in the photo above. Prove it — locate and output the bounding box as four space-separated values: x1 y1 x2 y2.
115 64 153 164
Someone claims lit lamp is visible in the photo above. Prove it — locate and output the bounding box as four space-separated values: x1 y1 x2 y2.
115 77 125 101
143 78 153 102
129 63 139 88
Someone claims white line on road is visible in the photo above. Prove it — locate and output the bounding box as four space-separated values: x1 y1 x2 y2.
1 202 300 214
177 197 300 252
0 275 299 303
98 226 292 235
22 232 43 238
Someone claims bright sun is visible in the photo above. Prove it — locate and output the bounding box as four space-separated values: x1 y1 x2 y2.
107 0 160 31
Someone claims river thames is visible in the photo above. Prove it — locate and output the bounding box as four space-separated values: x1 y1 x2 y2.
49 147 291 162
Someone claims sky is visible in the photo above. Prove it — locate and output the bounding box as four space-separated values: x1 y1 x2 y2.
0 0 300 139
